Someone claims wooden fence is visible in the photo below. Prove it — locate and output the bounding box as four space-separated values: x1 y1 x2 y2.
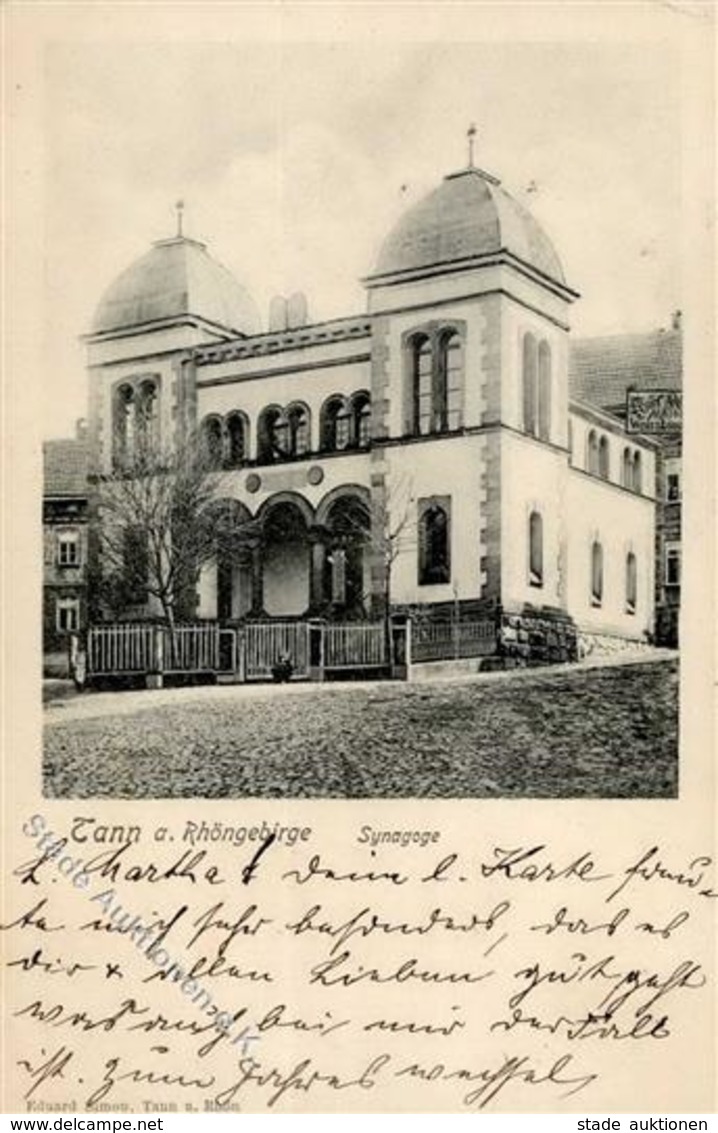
86 619 388 681
324 622 386 670
244 622 310 680
87 623 155 675
164 624 219 673
85 617 495 682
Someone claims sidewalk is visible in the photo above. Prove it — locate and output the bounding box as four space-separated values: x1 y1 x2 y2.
44 647 678 724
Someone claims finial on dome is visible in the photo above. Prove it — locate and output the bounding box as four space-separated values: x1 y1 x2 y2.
467 122 477 169
175 199 184 238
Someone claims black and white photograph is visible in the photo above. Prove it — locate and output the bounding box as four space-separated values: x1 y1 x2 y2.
39 33 686 801
4 1 716 1120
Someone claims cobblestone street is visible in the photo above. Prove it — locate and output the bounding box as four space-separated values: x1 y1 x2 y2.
43 655 678 799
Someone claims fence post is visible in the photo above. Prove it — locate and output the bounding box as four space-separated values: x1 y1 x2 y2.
308 619 325 682
236 626 246 683
146 624 164 690
390 613 409 681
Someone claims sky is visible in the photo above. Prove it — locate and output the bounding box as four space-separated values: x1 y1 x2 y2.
42 31 683 438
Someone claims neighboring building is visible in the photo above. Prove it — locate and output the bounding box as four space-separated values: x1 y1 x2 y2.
570 318 682 646
82 158 663 663
43 423 89 670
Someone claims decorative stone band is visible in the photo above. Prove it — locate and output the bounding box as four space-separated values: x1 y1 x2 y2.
243 465 325 495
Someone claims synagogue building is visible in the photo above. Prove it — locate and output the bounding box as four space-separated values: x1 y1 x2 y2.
69 155 679 669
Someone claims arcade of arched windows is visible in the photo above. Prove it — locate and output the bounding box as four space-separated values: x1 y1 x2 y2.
207 488 372 620
199 392 372 470
405 325 465 437
320 391 372 452
582 427 644 494
112 376 160 469
199 411 250 470
257 402 311 464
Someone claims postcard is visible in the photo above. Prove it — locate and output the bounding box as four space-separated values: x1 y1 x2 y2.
2 0 715 1116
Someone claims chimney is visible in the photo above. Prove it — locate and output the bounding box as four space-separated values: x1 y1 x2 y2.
268 296 288 332
671 309 682 331
287 291 309 329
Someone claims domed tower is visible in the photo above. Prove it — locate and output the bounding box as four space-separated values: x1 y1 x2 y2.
364 158 580 625
86 217 259 475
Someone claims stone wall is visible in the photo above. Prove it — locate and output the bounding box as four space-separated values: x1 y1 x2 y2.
498 607 578 665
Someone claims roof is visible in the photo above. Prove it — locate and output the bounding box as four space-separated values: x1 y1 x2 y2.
369 167 566 287
569 327 682 413
44 437 89 497
91 236 260 336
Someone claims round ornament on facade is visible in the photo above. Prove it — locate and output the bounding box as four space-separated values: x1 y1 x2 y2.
245 473 262 494
306 465 325 486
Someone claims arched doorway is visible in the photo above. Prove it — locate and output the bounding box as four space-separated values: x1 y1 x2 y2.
261 498 313 616
197 499 258 621
323 494 371 618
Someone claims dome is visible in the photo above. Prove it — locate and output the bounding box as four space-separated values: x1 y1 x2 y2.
370 167 565 286
91 236 260 336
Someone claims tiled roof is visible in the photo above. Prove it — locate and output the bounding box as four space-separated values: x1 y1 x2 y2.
44 438 89 497
569 328 682 413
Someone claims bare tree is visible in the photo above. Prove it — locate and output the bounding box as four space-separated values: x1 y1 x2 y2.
367 472 416 621
94 427 256 650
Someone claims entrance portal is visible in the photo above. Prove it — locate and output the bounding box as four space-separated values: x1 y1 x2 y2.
262 500 311 616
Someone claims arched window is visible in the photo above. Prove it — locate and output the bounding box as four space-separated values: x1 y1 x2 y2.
287 404 310 456
200 416 224 469
113 384 135 468
626 552 637 614
225 413 247 468
335 405 352 450
633 451 642 493
587 430 599 475
321 397 344 451
258 407 288 463
135 379 159 450
529 511 543 587
411 334 433 436
418 500 451 585
598 436 610 480
537 341 551 441
591 540 604 607
622 446 632 488
353 393 372 448
437 330 463 432
522 333 538 437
